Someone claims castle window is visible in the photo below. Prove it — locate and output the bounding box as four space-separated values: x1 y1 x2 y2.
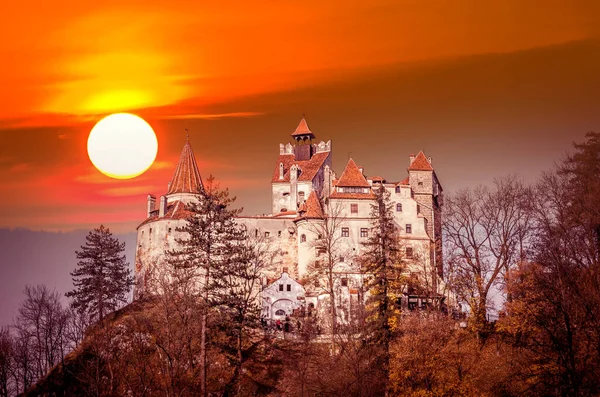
278 230 282 237
283 192 290 196
265 231 270 237
298 191 305 201
418 182 423 187
168 228 172 233
342 227 349 237
406 247 413 258
341 278 348 287
301 234 307 243
255 229 259 237
360 228 368 238
396 203 402 212
281 208 288 212
405 224 412 234
344 187 364 193
275 309 285 316
339 256 345 262
317 248 326 255
287 284 291 292
351 204 358 214
279 284 284 291
395 186 401 193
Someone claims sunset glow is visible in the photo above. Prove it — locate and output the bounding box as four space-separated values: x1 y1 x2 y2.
87 113 158 179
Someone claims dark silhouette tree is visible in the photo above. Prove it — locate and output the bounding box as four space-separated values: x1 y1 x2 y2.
66 225 133 322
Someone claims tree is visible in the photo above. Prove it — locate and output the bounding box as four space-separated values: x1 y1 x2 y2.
66 225 133 322
360 185 406 393
210 234 273 396
305 200 346 349
443 176 532 331
166 175 242 397
0 327 11 397
500 134 600 396
16 285 69 381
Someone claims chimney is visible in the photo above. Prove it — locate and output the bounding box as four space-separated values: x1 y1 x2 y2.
358 166 364 175
409 154 415 165
159 195 167 217
147 194 156 217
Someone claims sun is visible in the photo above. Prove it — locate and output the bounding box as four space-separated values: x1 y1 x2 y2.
87 113 158 179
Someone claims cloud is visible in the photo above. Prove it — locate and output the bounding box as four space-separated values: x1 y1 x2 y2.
161 111 265 120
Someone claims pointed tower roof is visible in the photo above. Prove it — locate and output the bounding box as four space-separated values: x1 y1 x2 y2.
167 140 204 195
297 191 324 220
291 117 315 139
336 158 370 187
408 151 434 171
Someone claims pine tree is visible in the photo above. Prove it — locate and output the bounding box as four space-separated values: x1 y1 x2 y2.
166 176 243 397
360 185 406 394
66 225 133 322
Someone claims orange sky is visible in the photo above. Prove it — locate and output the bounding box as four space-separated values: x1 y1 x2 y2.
1 0 600 232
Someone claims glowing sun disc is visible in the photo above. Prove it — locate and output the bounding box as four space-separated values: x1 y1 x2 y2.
87 113 158 179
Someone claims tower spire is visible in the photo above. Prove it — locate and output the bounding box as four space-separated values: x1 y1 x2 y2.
167 139 204 195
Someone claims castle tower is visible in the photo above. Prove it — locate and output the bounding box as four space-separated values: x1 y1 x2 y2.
165 139 204 205
294 190 325 277
271 118 332 214
407 151 443 278
134 139 204 298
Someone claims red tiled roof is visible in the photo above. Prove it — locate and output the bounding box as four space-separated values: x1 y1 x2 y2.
273 211 298 218
329 191 376 200
408 151 433 171
397 176 410 185
298 191 324 219
137 200 192 229
336 158 370 187
291 117 315 138
370 176 385 182
271 151 330 183
167 141 204 194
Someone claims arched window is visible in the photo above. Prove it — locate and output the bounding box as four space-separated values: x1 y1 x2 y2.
396 203 402 212
275 309 285 316
301 234 307 243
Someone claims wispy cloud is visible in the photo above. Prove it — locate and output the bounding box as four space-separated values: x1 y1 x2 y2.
161 111 265 120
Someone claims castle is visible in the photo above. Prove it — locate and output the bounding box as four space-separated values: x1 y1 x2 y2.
134 118 445 323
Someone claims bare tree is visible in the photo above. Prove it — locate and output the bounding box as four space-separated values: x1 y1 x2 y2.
305 200 347 349
443 176 532 329
0 327 12 397
13 285 69 388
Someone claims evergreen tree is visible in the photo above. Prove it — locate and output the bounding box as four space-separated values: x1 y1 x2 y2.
66 225 133 322
166 176 243 397
360 185 406 394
